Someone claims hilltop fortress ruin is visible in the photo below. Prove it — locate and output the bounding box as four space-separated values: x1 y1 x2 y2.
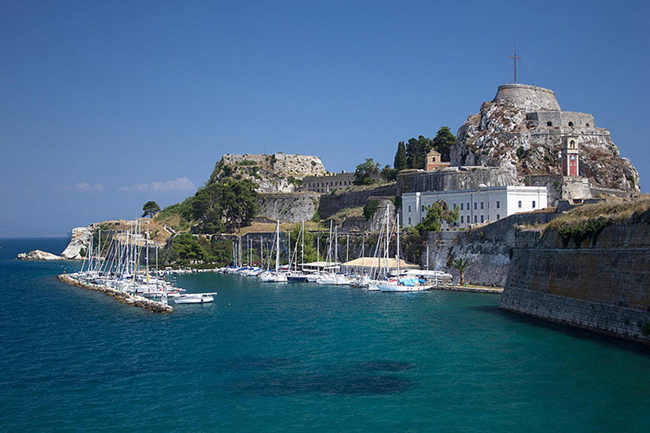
449 83 640 198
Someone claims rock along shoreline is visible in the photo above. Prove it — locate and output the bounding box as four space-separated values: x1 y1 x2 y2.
57 274 173 313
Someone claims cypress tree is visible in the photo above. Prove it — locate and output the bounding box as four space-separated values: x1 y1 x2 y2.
394 141 407 171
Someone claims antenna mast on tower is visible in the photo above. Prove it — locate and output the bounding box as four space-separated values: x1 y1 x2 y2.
508 49 522 84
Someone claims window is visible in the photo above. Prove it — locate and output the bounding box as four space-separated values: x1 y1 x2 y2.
480 202 484 210
408 205 411 212
496 200 500 209
422 205 425 212
518 200 522 209
532 200 536 209
461 216 464 223
461 203 464 210
474 215 478 223
497 214 500 220
467 202 470 210
547 121 553 127
480 215 484 223
474 202 477 210
568 121 574 127
586 123 590 127
453 203 457 209
408 218 411 225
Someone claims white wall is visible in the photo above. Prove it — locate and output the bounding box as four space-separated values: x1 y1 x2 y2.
402 186 547 230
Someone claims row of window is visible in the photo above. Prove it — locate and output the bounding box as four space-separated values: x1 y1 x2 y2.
459 214 501 224
305 180 353 189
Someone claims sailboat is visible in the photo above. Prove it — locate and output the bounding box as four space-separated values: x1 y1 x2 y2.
259 220 287 283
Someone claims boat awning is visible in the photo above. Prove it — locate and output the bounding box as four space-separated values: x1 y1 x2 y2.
340 257 420 272
300 261 341 272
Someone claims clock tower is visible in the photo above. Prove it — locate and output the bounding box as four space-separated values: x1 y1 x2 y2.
562 135 579 177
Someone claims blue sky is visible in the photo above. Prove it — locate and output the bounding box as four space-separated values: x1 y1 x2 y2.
1 0 649 237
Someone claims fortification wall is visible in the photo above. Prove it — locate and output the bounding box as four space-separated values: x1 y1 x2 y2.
256 192 320 223
318 184 397 219
494 84 561 112
397 167 517 196
501 224 650 345
422 211 557 287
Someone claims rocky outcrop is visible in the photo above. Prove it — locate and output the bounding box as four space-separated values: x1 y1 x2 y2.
61 226 92 259
256 192 320 223
451 83 640 193
17 250 62 260
209 153 328 193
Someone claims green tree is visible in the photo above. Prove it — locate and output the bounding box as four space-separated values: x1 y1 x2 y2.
431 126 456 162
354 158 380 185
453 257 470 286
190 179 258 234
406 135 433 169
414 200 459 233
142 201 161 218
394 141 408 171
363 199 380 221
289 224 317 264
381 165 398 182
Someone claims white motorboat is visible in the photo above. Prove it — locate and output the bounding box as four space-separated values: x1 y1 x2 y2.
171 293 216 304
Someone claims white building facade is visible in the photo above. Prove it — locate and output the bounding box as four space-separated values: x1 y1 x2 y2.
402 186 548 230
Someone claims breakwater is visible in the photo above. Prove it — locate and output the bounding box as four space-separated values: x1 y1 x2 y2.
501 223 650 345
58 274 173 313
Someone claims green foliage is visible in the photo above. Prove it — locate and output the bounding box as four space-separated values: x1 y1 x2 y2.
558 216 611 248
431 126 456 161
452 257 470 285
168 233 232 266
190 178 258 234
312 212 321 222
414 201 460 233
289 224 318 263
238 159 257 166
363 199 380 221
381 165 398 182
142 201 161 218
354 158 380 185
406 135 431 169
517 146 527 159
394 141 408 171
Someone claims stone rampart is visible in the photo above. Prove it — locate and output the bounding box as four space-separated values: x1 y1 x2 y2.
318 184 397 219
494 84 561 111
397 167 517 196
501 224 650 345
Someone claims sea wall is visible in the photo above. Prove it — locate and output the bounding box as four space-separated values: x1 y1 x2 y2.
501 224 650 345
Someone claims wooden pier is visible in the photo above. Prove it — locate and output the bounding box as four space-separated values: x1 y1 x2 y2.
58 274 173 313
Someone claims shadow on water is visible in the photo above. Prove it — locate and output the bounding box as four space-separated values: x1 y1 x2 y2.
471 305 650 356
219 356 415 396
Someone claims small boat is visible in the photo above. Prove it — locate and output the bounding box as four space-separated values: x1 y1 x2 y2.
171 293 216 304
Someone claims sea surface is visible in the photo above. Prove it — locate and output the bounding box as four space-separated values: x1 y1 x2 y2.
1 237 650 432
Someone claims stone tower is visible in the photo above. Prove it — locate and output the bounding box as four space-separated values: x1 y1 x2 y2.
562 136 580 177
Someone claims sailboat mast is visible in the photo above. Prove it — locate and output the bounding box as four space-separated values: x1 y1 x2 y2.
275 220 280 272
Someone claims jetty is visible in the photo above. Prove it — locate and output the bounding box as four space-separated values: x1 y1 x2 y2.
58 274 173 313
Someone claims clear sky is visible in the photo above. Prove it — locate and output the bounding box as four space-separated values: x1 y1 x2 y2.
1 0 649 237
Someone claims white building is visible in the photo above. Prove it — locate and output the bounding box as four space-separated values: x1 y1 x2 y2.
402 186 548 230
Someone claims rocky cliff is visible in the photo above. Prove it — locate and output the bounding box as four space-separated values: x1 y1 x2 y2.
209 153 327 193
500 198 650 345
451 84 640 192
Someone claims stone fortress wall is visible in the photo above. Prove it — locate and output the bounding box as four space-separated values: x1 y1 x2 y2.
493 83 561 111
500 222 650 345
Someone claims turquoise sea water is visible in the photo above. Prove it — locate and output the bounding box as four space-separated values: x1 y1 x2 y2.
2 238 650 432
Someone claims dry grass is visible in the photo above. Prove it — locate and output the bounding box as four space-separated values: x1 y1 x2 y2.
548 196 650 230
